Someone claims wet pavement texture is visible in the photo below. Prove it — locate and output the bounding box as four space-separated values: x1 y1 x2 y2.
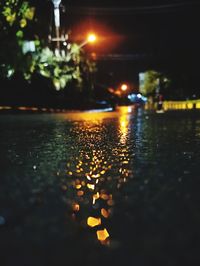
0 107 200 266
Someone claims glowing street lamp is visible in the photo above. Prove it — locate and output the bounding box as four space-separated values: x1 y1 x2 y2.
79 33 97 48
87 33 96 43
121 83 128 92
66 33 97 59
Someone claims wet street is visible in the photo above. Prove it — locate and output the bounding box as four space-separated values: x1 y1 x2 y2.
0 107 200 266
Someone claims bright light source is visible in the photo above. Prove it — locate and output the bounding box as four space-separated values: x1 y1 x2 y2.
121 84 128 91
137 93 142 98
87 34 96 43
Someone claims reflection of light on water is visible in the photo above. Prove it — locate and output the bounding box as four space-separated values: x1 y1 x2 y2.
63 149 131 244
118 106 132 145
63 148 113 245
101 208 109 218
96 228 110 242
117 105 133 114
59 108 134 245
119 115 129 145
72 202 80 212
63 111 117 123
92 192 100 204
87 217 101 227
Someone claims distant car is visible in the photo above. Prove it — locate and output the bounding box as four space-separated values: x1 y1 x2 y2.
128 93 147 104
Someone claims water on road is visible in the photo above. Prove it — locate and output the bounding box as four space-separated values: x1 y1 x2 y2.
0 107 200 266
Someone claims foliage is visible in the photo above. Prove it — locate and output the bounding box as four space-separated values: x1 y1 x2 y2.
16 44 97 90
0 0 36 78
0 1 97 92
140 70 171 96
1 0 34 27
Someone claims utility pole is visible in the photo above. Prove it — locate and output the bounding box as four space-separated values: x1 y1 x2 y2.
51 0 61 53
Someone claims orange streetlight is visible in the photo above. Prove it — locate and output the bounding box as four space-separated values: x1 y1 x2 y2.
79 33 97 48
87 33 97 43
121 83 128 92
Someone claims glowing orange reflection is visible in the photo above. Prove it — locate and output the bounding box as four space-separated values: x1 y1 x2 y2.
72 203 80 212
101 208 109 218
96 228 109 241
119 115 129 145
61 108 134 245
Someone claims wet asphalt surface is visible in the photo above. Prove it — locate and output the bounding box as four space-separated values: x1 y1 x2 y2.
0 107 200 266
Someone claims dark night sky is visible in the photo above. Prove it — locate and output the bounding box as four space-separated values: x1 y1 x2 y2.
62 1 200 53
36 0 200 88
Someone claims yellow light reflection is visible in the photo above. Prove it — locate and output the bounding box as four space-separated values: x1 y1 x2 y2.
119 115 129 145
86 174 91 180
76 184 82 189
91 173 100 178
92 192 100 204
87 217 101 227
63 111 117 123
62 108 135 245
87 183 95 190
96 228 109 241
117 106 133 114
